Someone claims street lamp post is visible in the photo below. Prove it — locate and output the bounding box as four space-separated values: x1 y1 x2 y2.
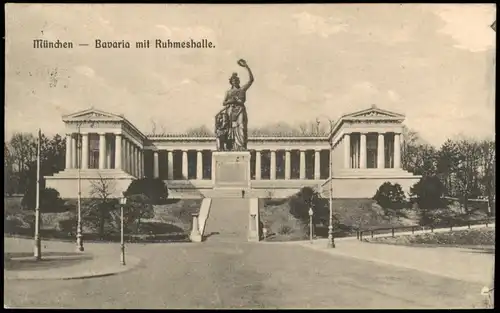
119 195 127 266
327 145 335 248
34 129 42 260
308 206 314 244
76 124 84 252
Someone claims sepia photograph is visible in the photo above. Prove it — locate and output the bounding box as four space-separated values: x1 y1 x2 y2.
4 3 496 309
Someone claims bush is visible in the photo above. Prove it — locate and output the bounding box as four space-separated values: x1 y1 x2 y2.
5 217 24 234
81 198 120 237
288 187 328 225
277 224 293 235
124 178 168 205
410 176 447 226
371 228 495 246
4 211 35 235
123 194 155 234
58 217 77 235
373 182 407 221
21 187 67 213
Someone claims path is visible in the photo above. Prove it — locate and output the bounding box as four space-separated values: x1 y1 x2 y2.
4 238 486 309
4 237 141 280
291 238 495 285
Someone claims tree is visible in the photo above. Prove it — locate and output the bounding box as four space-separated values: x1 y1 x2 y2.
85 175 118 239
123 178 167 233
5 132 66 195
122 194 155 234
403 143 438 176
410 176 447 226
4 143 17 195
288 187 328 227
478 140 495 214
401 126 420 171
7 133 37 193
372 182 407 222
21 186 66 213
454 139 482 213
185 125 214 137
124 178 169 205
249 119 333 137
437 139 461 196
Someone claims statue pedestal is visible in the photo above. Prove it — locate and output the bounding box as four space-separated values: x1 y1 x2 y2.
212 151 251 189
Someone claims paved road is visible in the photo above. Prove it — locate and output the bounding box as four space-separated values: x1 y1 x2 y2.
4 240 484 309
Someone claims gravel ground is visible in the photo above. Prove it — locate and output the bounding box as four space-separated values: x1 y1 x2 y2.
4 239 485 309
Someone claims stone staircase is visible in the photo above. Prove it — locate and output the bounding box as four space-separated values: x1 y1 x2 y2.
203 198 249 242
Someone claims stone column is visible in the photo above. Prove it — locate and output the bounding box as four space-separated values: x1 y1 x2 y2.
394 133 401 169
285 150 291 180
270 150 276 180
182 150 189 179
71 134 77 168
377 133 385 169
344 133 351 169
99 133 106 169
135 147 140 177
81 133 89 169
314 149 321 179
123 139 128 173
65 134 72 169
197 150 203 180
299 150 306 179
360 133 367 169
130 143 135 176
167 151 174 180
255 150 262 180
106 137 112 169
153 151 159 178
139 150 144 178
114 134 122 170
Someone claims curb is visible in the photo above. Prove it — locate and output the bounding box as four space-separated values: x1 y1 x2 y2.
258 237 358 244
4 255 142 281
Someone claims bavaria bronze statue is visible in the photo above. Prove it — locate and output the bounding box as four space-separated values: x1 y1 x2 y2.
215 59 254 151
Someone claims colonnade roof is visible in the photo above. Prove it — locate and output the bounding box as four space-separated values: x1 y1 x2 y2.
62 105 405 146
327 105 406 141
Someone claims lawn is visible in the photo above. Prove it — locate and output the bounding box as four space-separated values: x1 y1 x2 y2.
259 196 416 242
4 196 202 243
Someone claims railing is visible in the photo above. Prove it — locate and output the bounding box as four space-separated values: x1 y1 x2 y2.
356 217 495 241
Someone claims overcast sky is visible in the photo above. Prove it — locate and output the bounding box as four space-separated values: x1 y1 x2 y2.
5 3 496 147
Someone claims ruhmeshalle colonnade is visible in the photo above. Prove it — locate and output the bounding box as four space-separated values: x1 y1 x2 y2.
46 106 420 199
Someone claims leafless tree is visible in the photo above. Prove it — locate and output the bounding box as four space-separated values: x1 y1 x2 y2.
88 174 117 238
185 125 214 137
8 132 37 173
478 140 495 213
150 119 157 135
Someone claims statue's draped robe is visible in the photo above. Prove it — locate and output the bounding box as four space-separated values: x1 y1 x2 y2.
225 88 248 151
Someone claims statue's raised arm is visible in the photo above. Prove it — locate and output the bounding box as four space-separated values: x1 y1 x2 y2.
238 59 254 92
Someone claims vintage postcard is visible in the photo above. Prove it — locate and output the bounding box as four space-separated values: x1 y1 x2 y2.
4 3 496 309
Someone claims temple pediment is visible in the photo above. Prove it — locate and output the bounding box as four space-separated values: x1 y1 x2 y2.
342 106 405 120
62 108 124 122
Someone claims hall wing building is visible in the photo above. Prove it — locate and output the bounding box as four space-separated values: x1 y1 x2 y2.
45 105 421 199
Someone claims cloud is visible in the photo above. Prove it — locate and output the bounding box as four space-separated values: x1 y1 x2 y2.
292 12 348 37
432 4 496 52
